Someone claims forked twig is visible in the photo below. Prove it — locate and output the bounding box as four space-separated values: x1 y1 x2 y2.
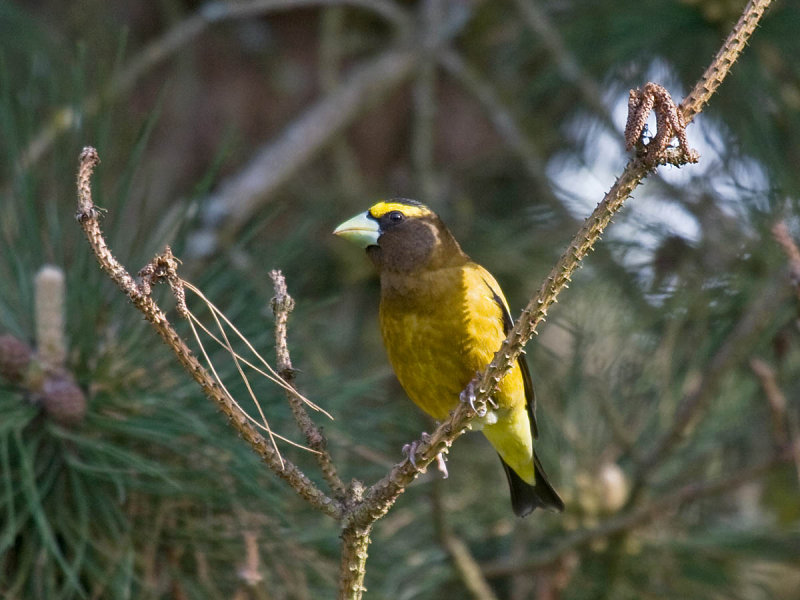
270 270 347 498
75 147 342 519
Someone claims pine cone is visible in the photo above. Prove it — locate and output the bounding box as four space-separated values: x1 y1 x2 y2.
0 334 33 384
41 375 87 426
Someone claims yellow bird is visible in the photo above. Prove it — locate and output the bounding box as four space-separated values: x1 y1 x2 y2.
334 199 563 516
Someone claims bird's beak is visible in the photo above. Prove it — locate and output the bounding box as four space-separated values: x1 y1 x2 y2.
333 211 380 248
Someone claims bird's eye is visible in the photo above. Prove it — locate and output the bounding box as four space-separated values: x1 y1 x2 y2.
387 211 405 223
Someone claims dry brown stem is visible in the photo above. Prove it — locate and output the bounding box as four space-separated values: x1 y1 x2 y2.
75 147 342 520
270 270 346 498
680 0 774 123
483 448 792 577
772 221 800 302
632 274 790 486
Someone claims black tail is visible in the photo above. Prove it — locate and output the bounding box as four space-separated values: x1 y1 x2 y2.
500 453 565 517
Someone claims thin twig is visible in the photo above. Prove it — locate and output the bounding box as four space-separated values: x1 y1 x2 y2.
632 274 790 486
680 0 774 123
482 448 792 577
75 147 342 520
270 270 347 498
772 221 800 303
432 480 499 600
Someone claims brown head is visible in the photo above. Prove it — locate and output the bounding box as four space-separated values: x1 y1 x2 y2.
333 199 468 273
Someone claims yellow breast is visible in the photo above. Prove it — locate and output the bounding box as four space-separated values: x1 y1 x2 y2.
379 262 526 422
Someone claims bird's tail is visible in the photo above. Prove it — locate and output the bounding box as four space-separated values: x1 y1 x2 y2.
500 453 565 517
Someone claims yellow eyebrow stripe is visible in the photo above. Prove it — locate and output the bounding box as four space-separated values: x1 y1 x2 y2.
368 201 431 219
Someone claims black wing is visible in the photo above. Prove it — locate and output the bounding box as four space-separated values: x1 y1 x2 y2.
484 280 538 439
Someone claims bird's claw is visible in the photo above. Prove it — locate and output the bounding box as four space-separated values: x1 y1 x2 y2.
460 379 484 416
460 377 497 416
402 432 432 469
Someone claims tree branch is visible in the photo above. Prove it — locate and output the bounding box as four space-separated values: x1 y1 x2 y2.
483 448 792 577
75 147 342 520
680 0 774 123
270 270 347 498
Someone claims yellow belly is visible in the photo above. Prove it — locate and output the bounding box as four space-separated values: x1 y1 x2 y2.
379 264 535 483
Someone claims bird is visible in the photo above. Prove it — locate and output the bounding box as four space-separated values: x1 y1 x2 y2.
333 199 564 517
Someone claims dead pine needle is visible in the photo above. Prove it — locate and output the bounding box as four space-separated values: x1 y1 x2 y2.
183 280 332 418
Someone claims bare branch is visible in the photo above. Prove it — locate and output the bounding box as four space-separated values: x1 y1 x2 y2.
338 478 372 598
632 275 791 486
75 147 342 520
270 270 347 498
772 221 800 302
483 449 792 577
680 0 774 123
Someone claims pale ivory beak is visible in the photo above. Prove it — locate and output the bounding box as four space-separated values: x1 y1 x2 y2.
333 211 381 248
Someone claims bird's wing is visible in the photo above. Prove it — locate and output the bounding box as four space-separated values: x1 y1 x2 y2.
478 271 539 440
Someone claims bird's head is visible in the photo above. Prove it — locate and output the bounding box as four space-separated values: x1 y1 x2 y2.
333 199 466 272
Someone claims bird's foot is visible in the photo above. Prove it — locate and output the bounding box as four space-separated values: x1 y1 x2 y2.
402 431 432 469
460 375 498 416
460 378 485 416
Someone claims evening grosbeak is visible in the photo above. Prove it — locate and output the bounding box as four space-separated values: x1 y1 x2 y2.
334 199 564 517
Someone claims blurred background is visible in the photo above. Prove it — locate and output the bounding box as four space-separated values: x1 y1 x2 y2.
1 0 799 598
